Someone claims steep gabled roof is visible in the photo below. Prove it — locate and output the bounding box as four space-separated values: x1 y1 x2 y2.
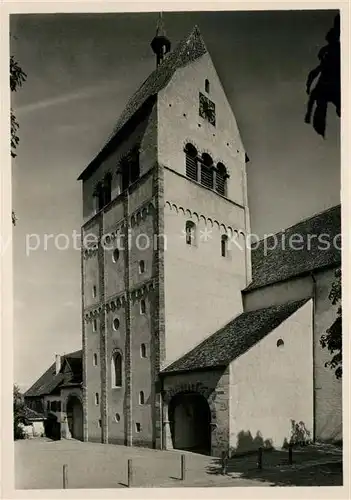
78 26 207 181
244 205 341 292
24 350 82 398
162 299 309 374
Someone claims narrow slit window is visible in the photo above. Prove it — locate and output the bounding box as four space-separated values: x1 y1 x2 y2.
140 343 147 358
93 353 98 366
221 235 228 257
185 220 196 246
205 79 210 93
140 299 146 314
139 260 145 274
139 391 145 405
95 393 99 405
111 352 122 387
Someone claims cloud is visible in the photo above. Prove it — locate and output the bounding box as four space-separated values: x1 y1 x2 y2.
16 79 129 116
62 300 77 308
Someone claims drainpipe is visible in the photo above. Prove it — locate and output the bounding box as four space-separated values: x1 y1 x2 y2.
310 272 317 442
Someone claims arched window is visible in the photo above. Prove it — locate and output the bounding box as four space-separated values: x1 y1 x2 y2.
121 147 140 191
139 391 145 405
221 234 229 257
130 147 140 184
184 143 198 181
205 79 210 93
112 248 120 263
216 163 228 196
140 343 147 358
140 299 146 314
111 352 122 387
103 172 112 206
94 182 104 212
185 220 196 246
200 153 214 189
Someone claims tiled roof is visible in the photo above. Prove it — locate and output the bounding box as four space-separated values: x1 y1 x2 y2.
24 350 82 398
78 26 207 181
162 299 309 374
245 205 341 291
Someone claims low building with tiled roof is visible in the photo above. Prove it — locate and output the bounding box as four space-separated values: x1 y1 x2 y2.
24 350 83 441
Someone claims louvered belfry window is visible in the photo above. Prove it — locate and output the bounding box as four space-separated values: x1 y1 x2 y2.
216 162 228 196
200 153 214 189
185 143 198 181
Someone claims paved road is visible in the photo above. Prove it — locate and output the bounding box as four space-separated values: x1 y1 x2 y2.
15 439 342 489
15 439 263 489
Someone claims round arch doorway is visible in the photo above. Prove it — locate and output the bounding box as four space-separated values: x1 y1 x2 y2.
168 392 211 455
66 396 83 441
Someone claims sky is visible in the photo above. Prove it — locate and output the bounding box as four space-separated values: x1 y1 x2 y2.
10 10 340 391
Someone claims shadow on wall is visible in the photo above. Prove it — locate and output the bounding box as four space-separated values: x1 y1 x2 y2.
233 430 273 455
231 420 312 456
206 425 342 486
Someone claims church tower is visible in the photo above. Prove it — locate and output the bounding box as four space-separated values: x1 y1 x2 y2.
78 21 250 450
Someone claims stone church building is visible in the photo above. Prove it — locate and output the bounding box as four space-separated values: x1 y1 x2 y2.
26 22 341 455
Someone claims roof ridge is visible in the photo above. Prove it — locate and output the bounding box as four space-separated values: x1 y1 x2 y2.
162 299 309 374
78 25 207 181
162 298 307 373
253 204 341 244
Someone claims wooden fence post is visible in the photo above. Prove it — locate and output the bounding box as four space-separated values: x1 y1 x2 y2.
257 447 263 469
127 459 133 487
180 454 186 481
221 451 228 475
288 443 293 465
63 464 68 489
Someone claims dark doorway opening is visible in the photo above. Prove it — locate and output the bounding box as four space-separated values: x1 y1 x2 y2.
168 392 211 455
66 396 83 441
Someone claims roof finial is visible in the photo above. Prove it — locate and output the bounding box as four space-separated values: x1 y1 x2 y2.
156 12 165 37
151 12 171 68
